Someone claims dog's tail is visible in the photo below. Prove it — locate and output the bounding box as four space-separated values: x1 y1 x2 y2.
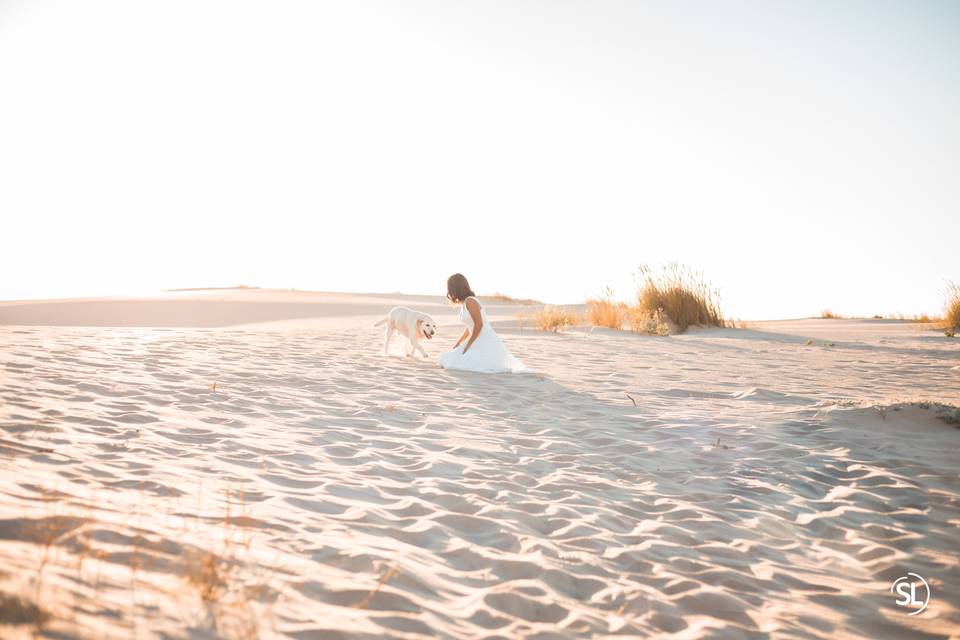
372 317 388 328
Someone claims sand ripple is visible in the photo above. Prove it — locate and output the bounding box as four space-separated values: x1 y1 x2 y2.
0 325 958 638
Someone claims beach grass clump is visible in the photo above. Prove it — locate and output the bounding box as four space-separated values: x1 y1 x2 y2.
945 281 960 337
634 264 724 332
586 288 627 329
820 310 841 319
522 306 580 333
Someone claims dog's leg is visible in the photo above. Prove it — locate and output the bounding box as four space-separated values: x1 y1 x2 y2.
412 336 429 359
383 325 393 355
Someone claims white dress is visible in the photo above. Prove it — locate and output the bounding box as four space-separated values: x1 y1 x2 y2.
439 297 529 373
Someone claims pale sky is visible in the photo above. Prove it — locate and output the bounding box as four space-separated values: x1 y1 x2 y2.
1 0 957 319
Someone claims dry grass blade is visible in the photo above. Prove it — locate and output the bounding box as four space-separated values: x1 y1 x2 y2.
353 562 400 610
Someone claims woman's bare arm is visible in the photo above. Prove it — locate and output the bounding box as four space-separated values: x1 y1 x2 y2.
453 328 470 349
461 298 483 353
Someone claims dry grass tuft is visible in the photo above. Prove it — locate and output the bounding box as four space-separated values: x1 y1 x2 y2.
945 281 960 336
725 318 755 330
581 268 724 334
872 312 944 324
586 288 627 329
820 310 842 319
634 264 723 332
626 306 672 335
521 306 581 332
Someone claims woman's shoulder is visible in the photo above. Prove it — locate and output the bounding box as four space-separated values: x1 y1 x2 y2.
463 296 483 309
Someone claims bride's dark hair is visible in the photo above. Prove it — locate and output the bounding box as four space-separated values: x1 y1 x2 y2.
446 273 475 303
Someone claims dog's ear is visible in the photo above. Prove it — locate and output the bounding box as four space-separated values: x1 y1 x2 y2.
416 318 423 333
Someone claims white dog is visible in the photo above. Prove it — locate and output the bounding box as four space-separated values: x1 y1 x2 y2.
373 307 438 358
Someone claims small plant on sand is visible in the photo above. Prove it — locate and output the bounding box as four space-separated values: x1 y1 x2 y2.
634 264 724 332
820 310 841 319
521 306 580 332
586 287 627 329
945 281 960 337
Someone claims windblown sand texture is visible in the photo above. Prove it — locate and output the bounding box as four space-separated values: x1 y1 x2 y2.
0 291 958 638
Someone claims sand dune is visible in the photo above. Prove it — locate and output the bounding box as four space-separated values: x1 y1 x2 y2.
0 291 958 638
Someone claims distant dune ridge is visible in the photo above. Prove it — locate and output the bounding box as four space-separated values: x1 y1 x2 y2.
0 290 958 637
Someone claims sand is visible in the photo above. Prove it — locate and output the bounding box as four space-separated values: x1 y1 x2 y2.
0 290 958 638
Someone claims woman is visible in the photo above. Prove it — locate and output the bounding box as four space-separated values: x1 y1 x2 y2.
439 273 529 373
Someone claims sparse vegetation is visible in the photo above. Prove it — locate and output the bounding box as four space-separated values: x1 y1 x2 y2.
938 405 960 425
521 306 581 332
945 281 960 337
892 401 960 426
885 312 942 324
634 264 724 332
820 310 842 319
580 266 725 334
586 288 627 329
